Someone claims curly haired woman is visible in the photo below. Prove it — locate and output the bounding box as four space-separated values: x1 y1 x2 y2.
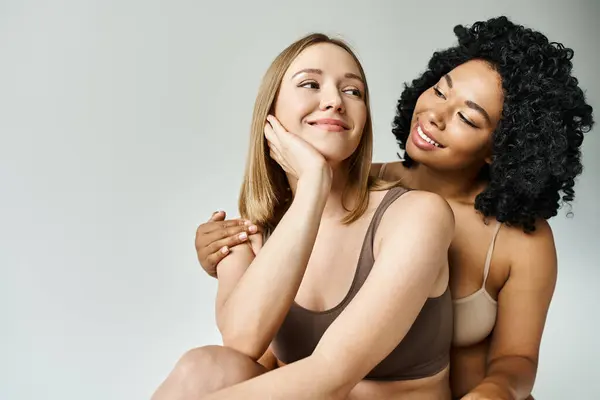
194 16 594 399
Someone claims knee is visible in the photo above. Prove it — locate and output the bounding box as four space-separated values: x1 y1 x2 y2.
174 345 227 389
170 345 264 394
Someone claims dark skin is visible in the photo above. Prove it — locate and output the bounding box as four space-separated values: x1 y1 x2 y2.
195 60 556 400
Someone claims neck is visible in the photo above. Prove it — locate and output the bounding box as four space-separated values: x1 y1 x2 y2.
408 162 487 202
287 163 354 220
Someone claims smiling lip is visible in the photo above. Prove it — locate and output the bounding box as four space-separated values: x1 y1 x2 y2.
308 118 350 131
411 120 445 150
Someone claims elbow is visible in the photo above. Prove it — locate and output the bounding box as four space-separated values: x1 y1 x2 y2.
217 315 266 361
220 332 265 361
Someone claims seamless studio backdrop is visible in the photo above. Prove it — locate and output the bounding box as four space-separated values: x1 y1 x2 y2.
1 1 598 399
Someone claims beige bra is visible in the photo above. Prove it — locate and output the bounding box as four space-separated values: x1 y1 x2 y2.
378 163 500 347
452 221 501 347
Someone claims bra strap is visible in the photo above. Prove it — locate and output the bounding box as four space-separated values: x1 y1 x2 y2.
377 163 388 179
482 221 502 286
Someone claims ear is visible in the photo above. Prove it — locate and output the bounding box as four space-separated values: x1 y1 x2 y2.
484 143 493 165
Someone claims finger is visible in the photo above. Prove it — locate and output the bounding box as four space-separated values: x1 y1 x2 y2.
264 122 280 152
206 231 255 256
267 141 284 164
264 121 275 142
266 136 282 160
204 228 262 276
196 222 259 252
196 218 246 236
269 149 280 163
266 115 288 136
202 246 230 278
209 210 226 222
243 220 261 234
270 149 291 173
205 248 230 278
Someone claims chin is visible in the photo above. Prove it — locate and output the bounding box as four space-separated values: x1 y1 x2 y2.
314 143 358 164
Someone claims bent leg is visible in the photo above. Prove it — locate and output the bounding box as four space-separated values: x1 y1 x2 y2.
151 345 269 400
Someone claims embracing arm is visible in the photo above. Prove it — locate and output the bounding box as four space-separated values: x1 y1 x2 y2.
464 220 557 400
205 191 455 400
216 170 330 360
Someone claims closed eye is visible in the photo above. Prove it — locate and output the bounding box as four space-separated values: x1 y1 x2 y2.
459 113 478 128
433 86 446 100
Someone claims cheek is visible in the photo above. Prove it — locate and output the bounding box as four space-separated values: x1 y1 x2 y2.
413 91 430 111
448 125 492 157
273 92 314 132
351 104 367 132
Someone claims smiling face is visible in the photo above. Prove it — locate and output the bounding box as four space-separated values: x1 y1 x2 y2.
273 42 368 164
406 59 504 172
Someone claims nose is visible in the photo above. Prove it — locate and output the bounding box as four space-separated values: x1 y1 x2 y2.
425 104 447 130
319 86 345 113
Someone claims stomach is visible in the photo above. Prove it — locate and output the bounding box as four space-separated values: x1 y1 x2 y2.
276 359 451 400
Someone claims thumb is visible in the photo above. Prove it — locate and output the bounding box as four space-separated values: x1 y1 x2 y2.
209 210 226 222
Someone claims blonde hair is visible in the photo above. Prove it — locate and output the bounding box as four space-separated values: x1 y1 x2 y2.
238 33 383 231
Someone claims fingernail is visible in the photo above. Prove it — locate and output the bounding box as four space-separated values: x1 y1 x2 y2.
220 246 229 254
248 225 258 234
239 232 248 241
244 220 252 226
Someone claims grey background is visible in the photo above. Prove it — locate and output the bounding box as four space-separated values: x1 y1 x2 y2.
1 1 598 399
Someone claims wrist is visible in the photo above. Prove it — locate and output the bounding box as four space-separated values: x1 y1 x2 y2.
298 166 332 195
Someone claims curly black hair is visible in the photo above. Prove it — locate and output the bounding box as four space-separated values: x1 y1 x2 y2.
392 16 594 232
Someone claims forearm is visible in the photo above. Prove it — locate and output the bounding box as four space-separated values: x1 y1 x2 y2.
203 354 348 400
218 172 330 358
471 356 537 400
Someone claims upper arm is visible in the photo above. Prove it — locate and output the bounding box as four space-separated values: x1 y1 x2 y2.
313 191 454 385
215 243 255 326
488 220 558 366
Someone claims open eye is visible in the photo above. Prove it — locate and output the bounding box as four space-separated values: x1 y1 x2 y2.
343 88 362 98
299 81 319 89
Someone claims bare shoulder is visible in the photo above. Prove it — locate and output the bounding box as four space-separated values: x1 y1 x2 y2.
383 161 409 181
380 189 455 236
504 219 557 281
370 161 407 180
395 190 454 224
370 163 384 177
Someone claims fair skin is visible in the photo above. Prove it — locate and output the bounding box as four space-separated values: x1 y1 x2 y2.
153 42 455 400
196 60 557 400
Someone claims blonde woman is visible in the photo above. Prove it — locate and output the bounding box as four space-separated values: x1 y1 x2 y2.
152 34 454 400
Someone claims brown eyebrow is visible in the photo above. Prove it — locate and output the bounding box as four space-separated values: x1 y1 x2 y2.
292 68 322 79
443 74 453 88
465 100 491 124
291 68 364 84
344 72 364 84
